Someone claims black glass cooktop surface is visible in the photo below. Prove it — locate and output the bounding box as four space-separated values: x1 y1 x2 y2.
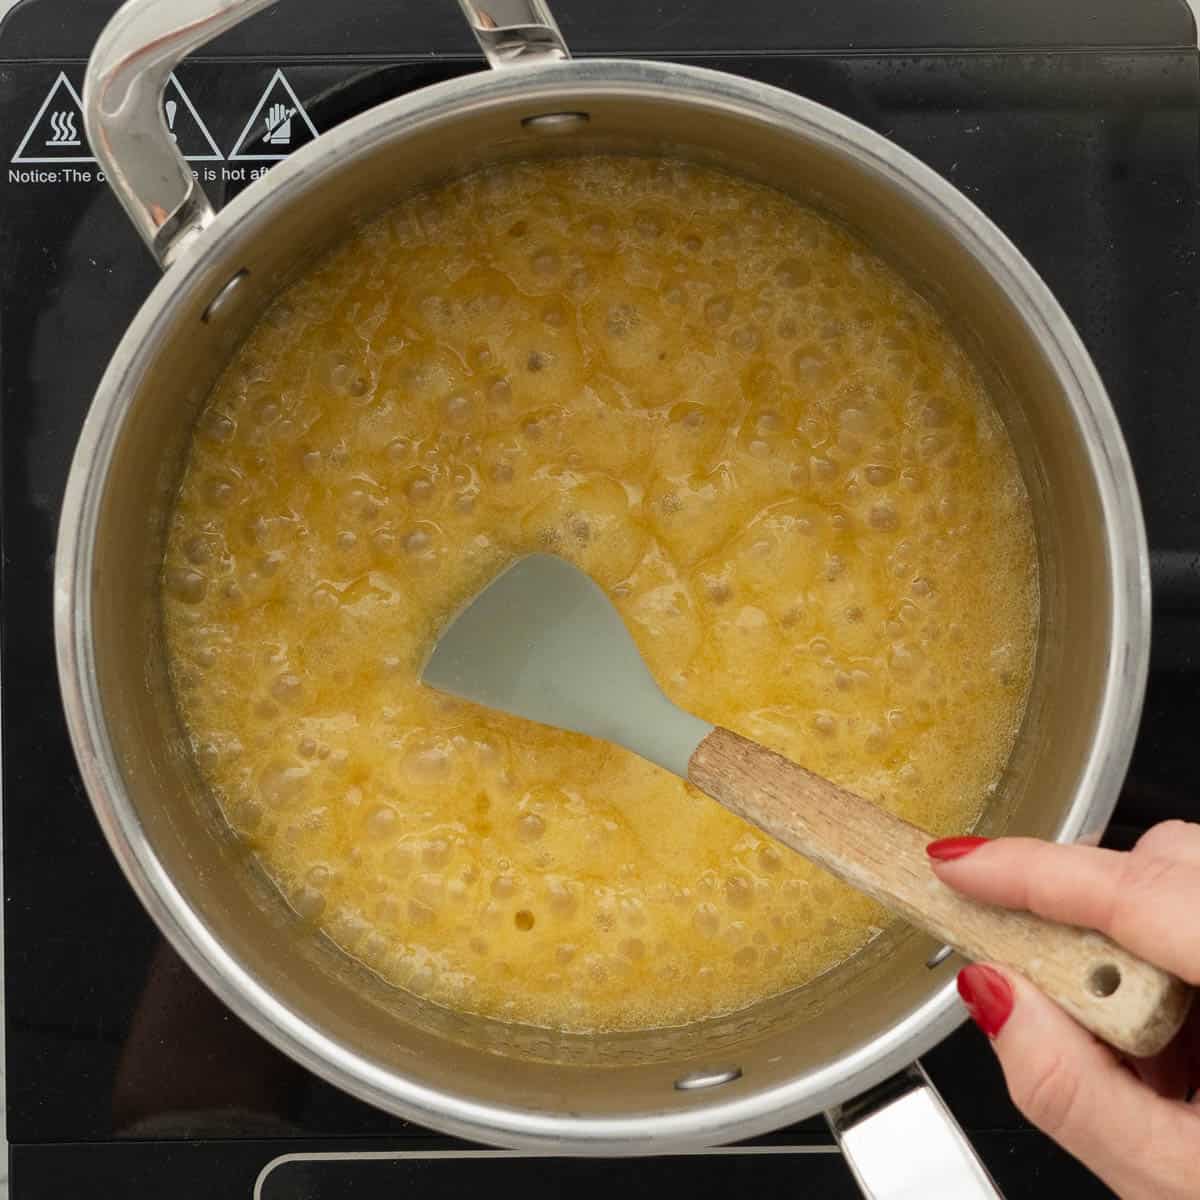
2 1 1199 1196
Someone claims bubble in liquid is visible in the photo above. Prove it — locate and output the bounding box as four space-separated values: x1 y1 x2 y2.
385 845 414 877
445 394 472 424
271 673 302 704
601 303 638 339
336 530 358 550
254 401 280 426
258 761 309 806
200 409 236 442
694 903 720 935
203 476 235 507
369 530 398 556
517 813 546 842
165 567 207 604
424 838 451 866
366 806 398 839
635 212 663 239
758 846 782 873
556 943 576 964
869 501 899 531
705 579 732 605
889 641 923 675
406 474 434 503
733 326 761 352
619 937 645 961
183 536 210 565
865 464 895 486
813 712 836 737
546 878 578 914
733 606 768 634
413 873 445 907
704 295 732 325
404 528 432 555
921 399 951 428
725 875 754 908
292 885 326 921
405 743 450 780
775 258 813 288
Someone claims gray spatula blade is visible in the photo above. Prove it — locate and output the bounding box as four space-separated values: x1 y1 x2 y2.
422 554 713 778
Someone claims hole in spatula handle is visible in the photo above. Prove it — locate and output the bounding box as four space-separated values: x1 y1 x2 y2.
1088 962 1122 998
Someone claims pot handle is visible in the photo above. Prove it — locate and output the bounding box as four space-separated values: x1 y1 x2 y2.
457 1 570 68
85 0 279 268
84 0 570 267
825 1061 1005 1199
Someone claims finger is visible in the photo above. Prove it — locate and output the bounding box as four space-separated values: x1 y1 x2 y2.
1134 820 1200 867
928 833 1200 985
960 964 1200 1200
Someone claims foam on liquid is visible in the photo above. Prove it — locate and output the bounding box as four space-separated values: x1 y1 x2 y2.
162 157 1038 1032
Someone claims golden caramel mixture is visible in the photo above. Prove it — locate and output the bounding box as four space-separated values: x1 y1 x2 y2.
163 158 1037 1032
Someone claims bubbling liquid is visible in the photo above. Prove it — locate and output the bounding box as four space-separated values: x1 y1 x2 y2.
162 157 1038 1032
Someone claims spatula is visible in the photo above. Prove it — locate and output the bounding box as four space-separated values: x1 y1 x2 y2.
422 553 1191 1056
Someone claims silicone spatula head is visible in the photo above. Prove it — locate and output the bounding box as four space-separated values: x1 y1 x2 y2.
421 554 712 776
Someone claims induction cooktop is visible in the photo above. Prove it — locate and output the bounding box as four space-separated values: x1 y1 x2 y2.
2 1 1199 1196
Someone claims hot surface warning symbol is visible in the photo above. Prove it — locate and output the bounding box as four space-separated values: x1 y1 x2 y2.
228 70 318 161
11 72 95 164
163 75 222 161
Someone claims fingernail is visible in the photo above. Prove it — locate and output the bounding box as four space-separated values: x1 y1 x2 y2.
957 965 1014 1038
926 836 989 861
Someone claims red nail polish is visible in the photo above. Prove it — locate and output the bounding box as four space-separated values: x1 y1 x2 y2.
957 965 1014 1038
926 836 989 861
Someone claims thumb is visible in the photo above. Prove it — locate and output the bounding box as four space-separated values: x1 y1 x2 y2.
959 964 1200 1200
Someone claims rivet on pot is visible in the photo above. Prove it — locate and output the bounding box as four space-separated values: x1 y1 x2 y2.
674 1066 742 1091
926 944 953 969
520 111 590 135
202 268 250 324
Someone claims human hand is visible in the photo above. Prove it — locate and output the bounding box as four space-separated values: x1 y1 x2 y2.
927 821 1200 1200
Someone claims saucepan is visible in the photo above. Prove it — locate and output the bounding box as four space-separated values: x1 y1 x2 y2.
54 0 1150 1194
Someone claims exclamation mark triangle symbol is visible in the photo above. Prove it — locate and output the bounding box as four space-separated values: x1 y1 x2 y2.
162 75 223 161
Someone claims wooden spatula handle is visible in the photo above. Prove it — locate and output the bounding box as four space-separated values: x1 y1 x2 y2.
689 726 1192 1057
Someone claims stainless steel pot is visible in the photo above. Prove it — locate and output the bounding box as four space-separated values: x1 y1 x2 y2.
55 0 1150 1193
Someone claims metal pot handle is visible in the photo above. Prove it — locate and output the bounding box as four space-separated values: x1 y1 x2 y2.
84 0 276 268
84 0 569 268
457 1 569 68
826 1061 1006 1199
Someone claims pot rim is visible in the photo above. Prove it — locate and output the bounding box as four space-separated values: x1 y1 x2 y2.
54 56 1151 1151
